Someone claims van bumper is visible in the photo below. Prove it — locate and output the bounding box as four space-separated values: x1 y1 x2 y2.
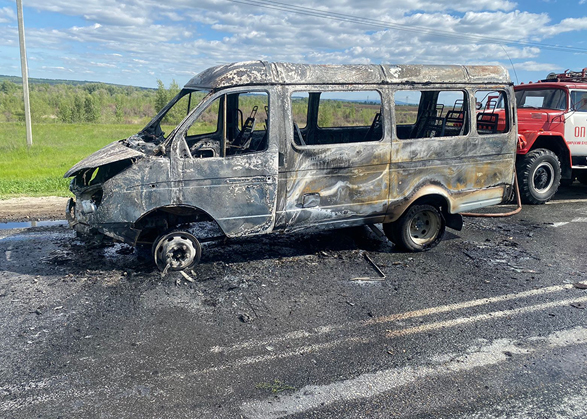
65 197 141 245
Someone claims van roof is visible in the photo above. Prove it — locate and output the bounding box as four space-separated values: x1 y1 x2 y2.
185 61 511 90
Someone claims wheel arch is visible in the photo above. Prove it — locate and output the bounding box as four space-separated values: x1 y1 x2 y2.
134 205 225 244
386 189 462 231
524 135 572 180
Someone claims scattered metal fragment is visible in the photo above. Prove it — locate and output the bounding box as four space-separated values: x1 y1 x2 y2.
351 252 386 281
180 270 195 282
363 252 386 278
161 262 171 278
243 295 259 319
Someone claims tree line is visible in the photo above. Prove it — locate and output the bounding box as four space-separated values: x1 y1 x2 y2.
0 79 180 125
1 79 405 128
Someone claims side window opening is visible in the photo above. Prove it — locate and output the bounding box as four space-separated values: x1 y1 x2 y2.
184 91 269 158
291 90 382 146
571 91 587 112
395 90 469 139
475 90 509 135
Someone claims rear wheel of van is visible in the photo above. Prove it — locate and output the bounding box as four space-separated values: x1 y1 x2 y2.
152 230 202 272
383 204 445 252
517 149 561 205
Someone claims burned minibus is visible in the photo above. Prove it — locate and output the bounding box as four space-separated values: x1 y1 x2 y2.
65 61 517 271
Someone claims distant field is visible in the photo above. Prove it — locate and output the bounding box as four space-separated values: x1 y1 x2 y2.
0 123 141 198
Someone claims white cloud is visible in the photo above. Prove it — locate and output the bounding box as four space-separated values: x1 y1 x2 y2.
538 17 587 36
0 6 16 23
514 61 563 73
1 0 586 87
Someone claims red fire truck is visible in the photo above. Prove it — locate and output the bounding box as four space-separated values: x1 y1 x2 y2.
513 68 587 204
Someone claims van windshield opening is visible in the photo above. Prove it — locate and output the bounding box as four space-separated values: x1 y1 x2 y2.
138 88 210 143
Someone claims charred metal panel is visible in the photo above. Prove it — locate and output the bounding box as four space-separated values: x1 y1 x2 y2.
64 141 144 178
268 63 385 86
178 149 279 237
388 133 516 221
68 156 174 243
186 61 273 90
381 65 511 85
102 157 175 223
281 144 390 228
185 62 510 90
274 84 392 231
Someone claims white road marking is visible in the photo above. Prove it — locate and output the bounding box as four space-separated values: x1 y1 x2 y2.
187 337 370 377
240 326 587 419
550 217 587 227
4 293 586 412
198 293 587 378
456 387 587 419
546 198 587 204
386 295 587 338
211 284 577 353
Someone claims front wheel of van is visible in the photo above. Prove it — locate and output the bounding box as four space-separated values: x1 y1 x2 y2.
383 204 445 252
152 230 202 272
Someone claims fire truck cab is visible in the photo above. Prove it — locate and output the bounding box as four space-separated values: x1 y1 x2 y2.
513 68 587 204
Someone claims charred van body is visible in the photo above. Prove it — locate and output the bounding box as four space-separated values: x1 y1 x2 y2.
65 61 517 271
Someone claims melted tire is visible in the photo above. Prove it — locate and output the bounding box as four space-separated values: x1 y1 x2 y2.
383 204 445 252
517 149 561 205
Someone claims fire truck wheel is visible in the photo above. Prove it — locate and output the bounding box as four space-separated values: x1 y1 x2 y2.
383 204 445 252
517 148 561 205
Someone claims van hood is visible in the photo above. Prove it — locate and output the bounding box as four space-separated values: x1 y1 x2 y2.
64 140 145 178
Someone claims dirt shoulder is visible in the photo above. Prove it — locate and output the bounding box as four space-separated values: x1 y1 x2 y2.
0 196 69 222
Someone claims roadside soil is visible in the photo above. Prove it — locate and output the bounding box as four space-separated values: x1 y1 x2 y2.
0 196 68 222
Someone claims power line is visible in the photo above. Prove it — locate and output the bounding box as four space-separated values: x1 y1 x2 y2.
226 0 587 54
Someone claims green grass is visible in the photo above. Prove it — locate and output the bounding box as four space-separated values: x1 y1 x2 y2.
0 123 142 198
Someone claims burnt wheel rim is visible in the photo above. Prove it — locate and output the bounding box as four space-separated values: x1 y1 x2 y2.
532 161 555 193
154 232 200 271
409 210 441 245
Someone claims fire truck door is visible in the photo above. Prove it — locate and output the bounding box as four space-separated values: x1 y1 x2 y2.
566 90 587 159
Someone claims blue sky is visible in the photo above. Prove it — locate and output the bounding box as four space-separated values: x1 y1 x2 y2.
1 0 586 88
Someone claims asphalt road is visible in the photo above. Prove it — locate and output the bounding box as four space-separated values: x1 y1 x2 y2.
1 184 586 418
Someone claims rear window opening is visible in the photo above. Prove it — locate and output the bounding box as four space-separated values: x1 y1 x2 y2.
291 90 382 146
395 90 469 139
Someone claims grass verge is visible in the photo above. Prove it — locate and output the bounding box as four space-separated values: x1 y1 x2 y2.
0 123 141 198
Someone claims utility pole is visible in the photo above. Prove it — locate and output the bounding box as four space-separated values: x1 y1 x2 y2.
16 0 33 147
